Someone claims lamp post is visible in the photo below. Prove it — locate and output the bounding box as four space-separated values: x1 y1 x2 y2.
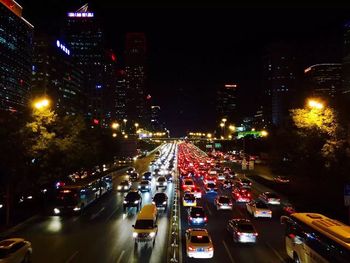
33 97 50 110
111 122 119 130
307 98 324 110
123 119 127 132
220 122 225 137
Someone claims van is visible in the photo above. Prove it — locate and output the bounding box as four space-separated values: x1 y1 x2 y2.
132 204 158 247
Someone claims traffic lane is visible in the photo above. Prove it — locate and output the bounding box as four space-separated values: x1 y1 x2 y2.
180 179 287 263
8 157 155 262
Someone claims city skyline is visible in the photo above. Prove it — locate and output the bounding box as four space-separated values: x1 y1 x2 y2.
16 1 350 135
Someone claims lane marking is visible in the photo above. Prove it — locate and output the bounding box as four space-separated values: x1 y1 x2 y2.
265 242 285 262
106 206 121 222
90 207 105 220
223 240 236 263
65 251 79 263
116 250 125 263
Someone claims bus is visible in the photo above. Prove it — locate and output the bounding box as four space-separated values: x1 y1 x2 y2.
53 173 113 215
280 213 350 263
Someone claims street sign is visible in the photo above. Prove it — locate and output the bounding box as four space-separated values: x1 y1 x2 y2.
206 144 213 149
344 184 350 206
214 143 222 149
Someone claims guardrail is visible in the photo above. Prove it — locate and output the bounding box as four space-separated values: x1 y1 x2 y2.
167 149 181 263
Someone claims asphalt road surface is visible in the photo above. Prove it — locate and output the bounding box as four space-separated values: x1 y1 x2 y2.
7 153 175 263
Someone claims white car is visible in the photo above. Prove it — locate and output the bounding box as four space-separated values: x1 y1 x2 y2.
259 192 281 205
0 238 32 263
214 195 233 210
185 229 214 258
246 200 272 218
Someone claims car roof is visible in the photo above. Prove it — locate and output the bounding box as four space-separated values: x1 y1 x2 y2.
0 238 25 248
231 218 251 224
189 228 208 236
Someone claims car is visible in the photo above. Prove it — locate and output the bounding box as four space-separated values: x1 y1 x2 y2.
204 183 217 194
182 179 195 191
185 228 214 258
223 167 232 173
184 188 202 199
273 175 290 184
129 172 139 182
240 178 252 187
126 167 136 174
165 173 173 183
152 192 168 210
156 176 167 190
246 200 272 218
232 188 252 202
214 195 233 210
225 172 236 180
259 192 281 205
142 172 153 181
183 193 196 207
203 176 217 185
0 238 32 263
138 180 151 192
227 219 258 243
222 179 233 190
217 173 225 181
188 206 207 226
123 190 142 212
117 180 131 191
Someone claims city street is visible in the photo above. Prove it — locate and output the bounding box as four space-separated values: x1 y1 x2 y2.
6 154 175 263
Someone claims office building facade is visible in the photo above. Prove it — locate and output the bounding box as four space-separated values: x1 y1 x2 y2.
0 0 33 113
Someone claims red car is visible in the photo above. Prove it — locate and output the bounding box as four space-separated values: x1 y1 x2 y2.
232 188 252 202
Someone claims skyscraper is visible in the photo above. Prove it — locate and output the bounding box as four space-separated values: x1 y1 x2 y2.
343 21 350 97
31 35 85 115
304 63 342 102
263 42 298 126
150 105 161 131
0 0 33 113
217 83 238 122
125 32 147 126
63 4 106 125
115 69 127 121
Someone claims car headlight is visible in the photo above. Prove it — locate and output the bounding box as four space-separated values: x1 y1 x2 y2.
152 201 155 204
149 232 156 238
54 208 60 214
138 185 141 188
156 182 160 185
162 201 167 205
123 200 127 204
117 186 122 190
134 200 139 204
164 182 167 186
133 232 138 238
73 207 81 211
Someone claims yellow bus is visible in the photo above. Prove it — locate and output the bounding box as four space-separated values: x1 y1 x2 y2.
280 213 350 263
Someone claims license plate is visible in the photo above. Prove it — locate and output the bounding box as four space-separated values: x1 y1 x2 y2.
197 248 204 252
262 211 267 214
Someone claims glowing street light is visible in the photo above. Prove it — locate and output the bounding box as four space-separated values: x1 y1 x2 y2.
307 99 324 110
111 122 119 129
221 118 227 123
261 130 268 137
112 133 117 138
33 98 50 110
124 134 128 139
134 123 139 128
229 125 235 131
252 128 256 131
228 135 232 139
207 133 212 138
220 123 225 128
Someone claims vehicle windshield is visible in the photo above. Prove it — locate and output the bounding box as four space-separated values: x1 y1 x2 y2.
185 181 193 185
255 202 269 209
191 235 210 243
134 219 154 229
207 183 215 188
140 180 149 185
154 194 166 202
219 197 230 203
184 194 195 200
238 223 255 232
126 192 140 199
55 190 78 206
158 177 166 182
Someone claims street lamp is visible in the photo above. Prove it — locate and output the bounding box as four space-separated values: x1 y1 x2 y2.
134 123 139 133
307 98 324 110
112 133 117 138
33 98 50 110
261 130 268 137
229 125 235 132
111 122 119 130
221 118 227 123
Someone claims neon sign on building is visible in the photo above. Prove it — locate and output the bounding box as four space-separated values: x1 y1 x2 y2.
67 12 94 18
56 40 70 55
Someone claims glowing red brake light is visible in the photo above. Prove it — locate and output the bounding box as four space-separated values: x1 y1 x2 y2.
253 232 258 236
237 232 242 235
188 246 195 251
208 246 213 251
204 216 207 221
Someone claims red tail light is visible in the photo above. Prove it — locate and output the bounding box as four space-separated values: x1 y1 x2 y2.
189 216 193 221
204 216 207 221
208 246 213 251
253 232 258 236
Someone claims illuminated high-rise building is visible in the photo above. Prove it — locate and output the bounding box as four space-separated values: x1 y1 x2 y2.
115 69 127 121
304 63 342 102
125 32 147 126
63 4 108 126
263 42 298 126
217 83 238 122
0 0 33 113
31 35 84 115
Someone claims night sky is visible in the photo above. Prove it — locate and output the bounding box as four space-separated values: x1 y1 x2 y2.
18 1 350 136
